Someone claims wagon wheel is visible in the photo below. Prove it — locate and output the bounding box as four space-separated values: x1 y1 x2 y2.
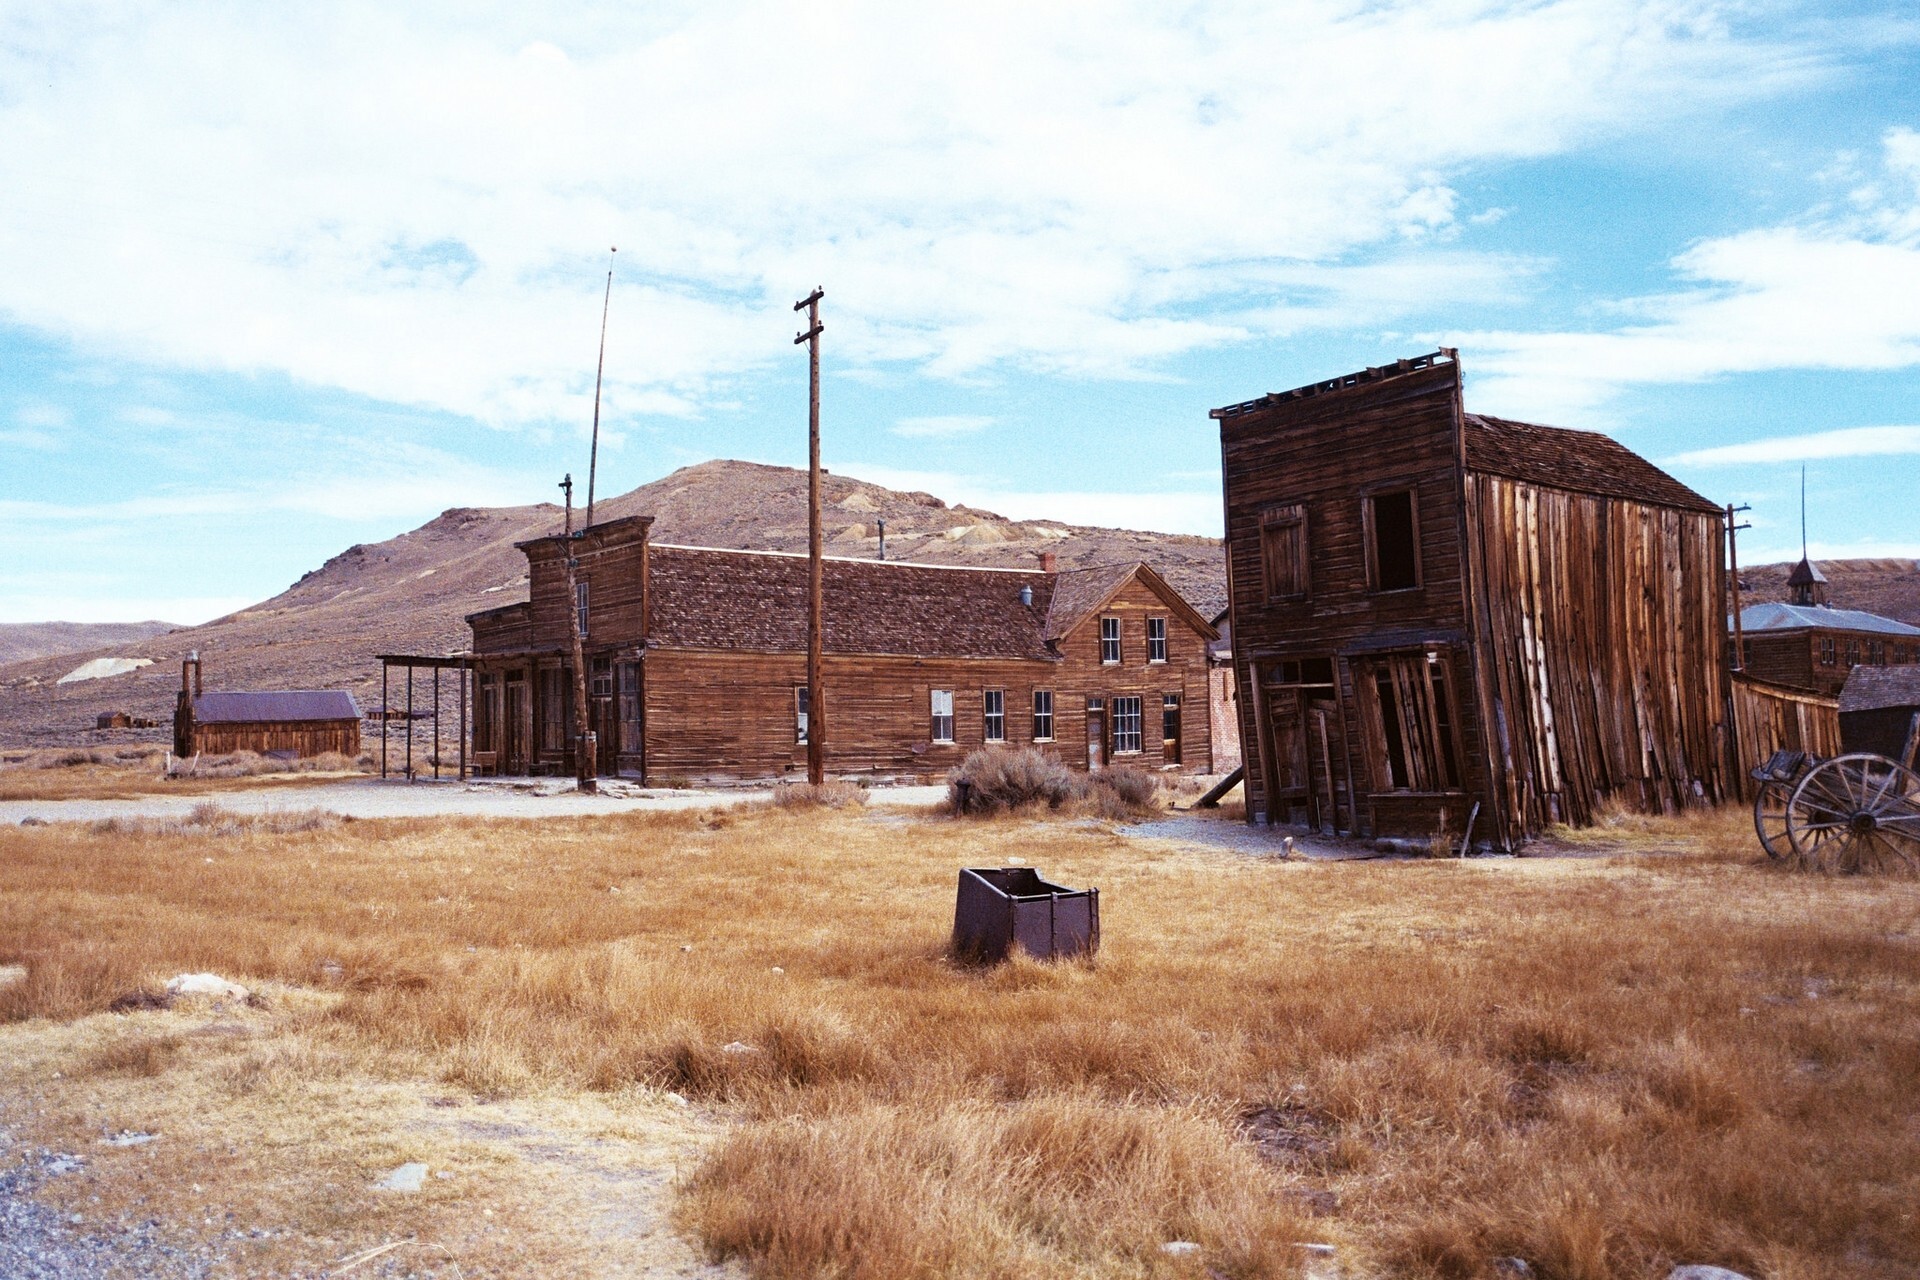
1784 753 1920 875
1753 779 1794 860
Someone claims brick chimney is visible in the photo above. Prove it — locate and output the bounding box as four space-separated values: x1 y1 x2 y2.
1039 552 1057 574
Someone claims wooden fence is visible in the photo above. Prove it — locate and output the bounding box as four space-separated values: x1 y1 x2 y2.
1728 674 1840 799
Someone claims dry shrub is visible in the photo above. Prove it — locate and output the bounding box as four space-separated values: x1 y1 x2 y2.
89 803 344 838
84 1031 185 1078
770 781 869 810
165 749 366 779
948 748 1161 819
0 943 149 1022
681 1093 1307 1280
948 747 1078 813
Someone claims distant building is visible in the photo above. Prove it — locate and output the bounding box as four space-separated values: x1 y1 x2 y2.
1215 350 1730 846
1838 665 1920 762
463 517 1221 782
172 657 361 758
1206 610 1242 772
1736 591 1920 697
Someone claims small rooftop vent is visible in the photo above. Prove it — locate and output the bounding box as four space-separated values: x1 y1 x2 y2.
1019 585 1033 607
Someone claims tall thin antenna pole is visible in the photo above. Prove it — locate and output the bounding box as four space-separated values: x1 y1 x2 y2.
1800 465 1808 561
586 247 615 529
794 286 825 787
560 474 595 794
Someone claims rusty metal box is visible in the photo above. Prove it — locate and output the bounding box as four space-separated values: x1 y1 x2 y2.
952 867 1100 964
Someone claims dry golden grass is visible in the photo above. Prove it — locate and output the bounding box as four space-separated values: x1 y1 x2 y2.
0 744 373 801
1 801 1917 1278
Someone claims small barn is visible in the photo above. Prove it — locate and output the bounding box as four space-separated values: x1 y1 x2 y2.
1839 666 1920 764
172 658 361 758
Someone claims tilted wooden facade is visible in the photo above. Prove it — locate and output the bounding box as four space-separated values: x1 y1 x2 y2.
465 517 1219 782
1215 350 1731 847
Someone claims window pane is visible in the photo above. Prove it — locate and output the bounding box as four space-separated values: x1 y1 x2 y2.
1112 696 1142 753
984 689 1005 742
1032 689 1054 740
796 686 809 743
1148 618 1167 662
1100 617 1121 663
931 689 953 742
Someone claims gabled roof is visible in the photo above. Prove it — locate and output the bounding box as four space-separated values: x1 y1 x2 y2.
1464 414 1721 514
1839 665 1920 714
1787 557 1828 587
1739 602 1920 637
647 546 1059 660
1043 562 1217 643
193 690 361 723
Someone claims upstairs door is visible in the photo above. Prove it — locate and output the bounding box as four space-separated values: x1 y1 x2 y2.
1086 698 1107 771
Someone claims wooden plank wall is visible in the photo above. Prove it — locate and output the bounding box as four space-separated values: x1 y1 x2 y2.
191 721 361 757
1728 675 1840 798
1218 361 1486 829
1465 474 1729 833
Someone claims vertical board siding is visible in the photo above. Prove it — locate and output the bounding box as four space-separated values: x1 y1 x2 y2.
1729 675 1841 798
191 721 361 757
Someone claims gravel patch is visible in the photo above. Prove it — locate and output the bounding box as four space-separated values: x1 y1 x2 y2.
0 1131 214 1280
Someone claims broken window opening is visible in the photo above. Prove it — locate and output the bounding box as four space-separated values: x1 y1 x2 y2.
1367 490 1420 592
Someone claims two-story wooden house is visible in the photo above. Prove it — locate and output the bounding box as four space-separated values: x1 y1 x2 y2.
1215 350 1731 847
464 515 1218 782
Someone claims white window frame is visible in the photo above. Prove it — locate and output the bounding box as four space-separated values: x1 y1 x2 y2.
930 689 954 743
1147 617 1168 663
1100 617 1121 665
1032 689 1054 742
983 688 1005 742
1112 695 1143 754
795 685 809 744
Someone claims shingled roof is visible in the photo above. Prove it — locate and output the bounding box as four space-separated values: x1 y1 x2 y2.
1839 665 1920 714
1464 414 1720 514
1043 564 1138 642
193 691 361 723
647 546 1059 660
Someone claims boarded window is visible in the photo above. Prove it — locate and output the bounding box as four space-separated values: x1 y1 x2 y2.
1365 490 1420 592
984 689 1006 742
795 686 810 744
1032 690 1054 741
1112 696 1143 753
1259 504 1307 600
1147 617 1168 662
1820 636 1836 666
931 689 954 743
1365 652 1461 792
575 582 590 637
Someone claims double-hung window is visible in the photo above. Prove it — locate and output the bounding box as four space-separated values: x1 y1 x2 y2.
983 689 1005 742
1100 617 1121 664
795 686 810 744
1032 690 1054 741
930 689 954 743
1820 637 1836 666
575 581 590 637
1147 617 1167 663
1111 696 1143 754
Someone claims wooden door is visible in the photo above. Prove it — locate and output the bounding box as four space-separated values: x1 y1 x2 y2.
1086 700 1106 771
1305 701 1348 834
1265 689 1307 819
593 698 618 775
1161 694 1182 765
505 679 529 774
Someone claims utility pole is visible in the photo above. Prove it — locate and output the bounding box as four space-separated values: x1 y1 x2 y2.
794 286 825 785
586 247 615 528
1726 502 1751 671
561 474 596 793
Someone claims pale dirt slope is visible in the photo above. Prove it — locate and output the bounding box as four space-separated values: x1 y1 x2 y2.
0 621 178 667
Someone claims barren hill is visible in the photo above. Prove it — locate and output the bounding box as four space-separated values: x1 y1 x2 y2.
0 461 1226 747
0 620 178 667
1738 558 1920 627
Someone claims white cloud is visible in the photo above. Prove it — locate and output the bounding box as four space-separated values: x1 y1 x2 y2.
890 415 995 439
1465 126 1920 423
0 2 1821 426
1666 425 1920 466
829 461 1222 537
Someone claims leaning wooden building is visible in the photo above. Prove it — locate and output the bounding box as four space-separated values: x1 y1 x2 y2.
464 516 1219 782
1215 350 1730 847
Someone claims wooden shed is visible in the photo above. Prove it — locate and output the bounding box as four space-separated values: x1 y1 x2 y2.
1215 350 1731 847
1839 666 1920 765
172 658 361 758
464 516 1220 782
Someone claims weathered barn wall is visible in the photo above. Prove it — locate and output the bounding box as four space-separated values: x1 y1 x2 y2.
1465 475 1730 831
190 720 360 757
1728 675 1841 798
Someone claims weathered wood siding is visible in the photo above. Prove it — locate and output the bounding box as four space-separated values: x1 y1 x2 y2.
1219 361 1488 832
190 720 360 757
1465 475 1730 833
1050 577 1216 771
1729 675 1840 797
520 519 648 652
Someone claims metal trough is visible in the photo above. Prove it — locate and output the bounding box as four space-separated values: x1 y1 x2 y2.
952 867 1100 964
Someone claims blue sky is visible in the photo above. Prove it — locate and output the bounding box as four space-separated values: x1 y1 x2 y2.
3 1 1918 624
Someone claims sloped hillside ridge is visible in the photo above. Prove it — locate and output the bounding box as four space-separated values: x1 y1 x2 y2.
0 461 1226 746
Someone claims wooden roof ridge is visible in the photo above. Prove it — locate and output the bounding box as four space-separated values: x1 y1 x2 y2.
1462 413 1722 515
648 542 1047 575
1210 349 1458 420
514 513 654 552
1043 560 1219 643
